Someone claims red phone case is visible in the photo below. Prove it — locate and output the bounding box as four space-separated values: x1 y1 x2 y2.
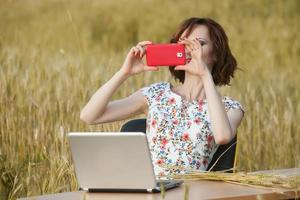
146 43 186 66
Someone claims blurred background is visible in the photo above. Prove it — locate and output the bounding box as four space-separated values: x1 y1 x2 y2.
0 0 299 199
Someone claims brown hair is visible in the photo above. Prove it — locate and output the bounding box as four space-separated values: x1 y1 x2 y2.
169 17 238 86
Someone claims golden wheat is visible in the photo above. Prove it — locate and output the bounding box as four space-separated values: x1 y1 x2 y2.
0 0 299 199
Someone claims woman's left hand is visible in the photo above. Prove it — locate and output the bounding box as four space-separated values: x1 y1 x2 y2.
175 37 210 78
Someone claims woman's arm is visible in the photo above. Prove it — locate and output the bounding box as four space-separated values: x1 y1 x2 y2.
80 71 144 124
80 41 157 124
202 72 244 144
176 38 244 144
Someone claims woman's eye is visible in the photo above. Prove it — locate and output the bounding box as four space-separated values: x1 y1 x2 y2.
195 38 206 46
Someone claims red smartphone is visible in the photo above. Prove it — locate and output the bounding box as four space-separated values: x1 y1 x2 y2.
145 43 186 66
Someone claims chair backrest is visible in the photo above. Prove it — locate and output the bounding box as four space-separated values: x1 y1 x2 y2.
120 118 147 133
120 118 236 172
206 135 236 172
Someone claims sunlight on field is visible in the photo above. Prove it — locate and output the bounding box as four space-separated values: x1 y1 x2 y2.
0 0 299 199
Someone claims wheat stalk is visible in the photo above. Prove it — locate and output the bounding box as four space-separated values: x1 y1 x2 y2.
171 171 300 191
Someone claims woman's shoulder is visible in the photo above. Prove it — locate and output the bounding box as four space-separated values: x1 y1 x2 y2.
222 96 240 102
140 81 169 106
222 96 245 113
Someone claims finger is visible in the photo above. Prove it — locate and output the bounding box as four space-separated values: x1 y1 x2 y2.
129 47 135 55
136 45 145 58
137 41 153 53
144 66 159 71
179 40 193 51
174 65 187 70
132 46 139 56
183 38 202 56
182 38 195 47
191 39 203 55
129 47 136 56
178 40 194 52
137 41 153 46
192 38 201 50
136 41 153 55
185 38 198 51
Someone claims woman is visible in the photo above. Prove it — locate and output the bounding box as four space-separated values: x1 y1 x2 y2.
80 17 244 176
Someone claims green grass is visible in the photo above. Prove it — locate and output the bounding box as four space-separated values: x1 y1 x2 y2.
0 0 299 199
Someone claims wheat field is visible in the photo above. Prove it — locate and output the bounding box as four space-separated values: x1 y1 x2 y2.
0 0 299 199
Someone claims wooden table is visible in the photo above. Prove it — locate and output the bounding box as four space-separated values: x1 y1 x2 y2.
19 168 300 200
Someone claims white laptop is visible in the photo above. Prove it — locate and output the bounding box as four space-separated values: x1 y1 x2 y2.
68 132 183 193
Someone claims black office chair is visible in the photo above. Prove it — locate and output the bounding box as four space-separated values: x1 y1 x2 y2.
120 118 237 173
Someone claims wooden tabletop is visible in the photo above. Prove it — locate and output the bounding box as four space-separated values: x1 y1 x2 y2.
19 168 300 200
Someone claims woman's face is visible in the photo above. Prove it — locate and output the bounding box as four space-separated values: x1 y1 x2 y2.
180 25 215 71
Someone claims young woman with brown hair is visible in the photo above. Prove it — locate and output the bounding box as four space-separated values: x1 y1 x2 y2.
80 17 244 176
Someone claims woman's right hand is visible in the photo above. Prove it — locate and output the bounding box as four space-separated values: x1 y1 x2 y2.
119 41 159 76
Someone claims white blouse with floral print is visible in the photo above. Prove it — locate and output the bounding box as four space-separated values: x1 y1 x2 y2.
141 81 244 177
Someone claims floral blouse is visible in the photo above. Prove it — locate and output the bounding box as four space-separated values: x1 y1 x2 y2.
141 81 244 177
